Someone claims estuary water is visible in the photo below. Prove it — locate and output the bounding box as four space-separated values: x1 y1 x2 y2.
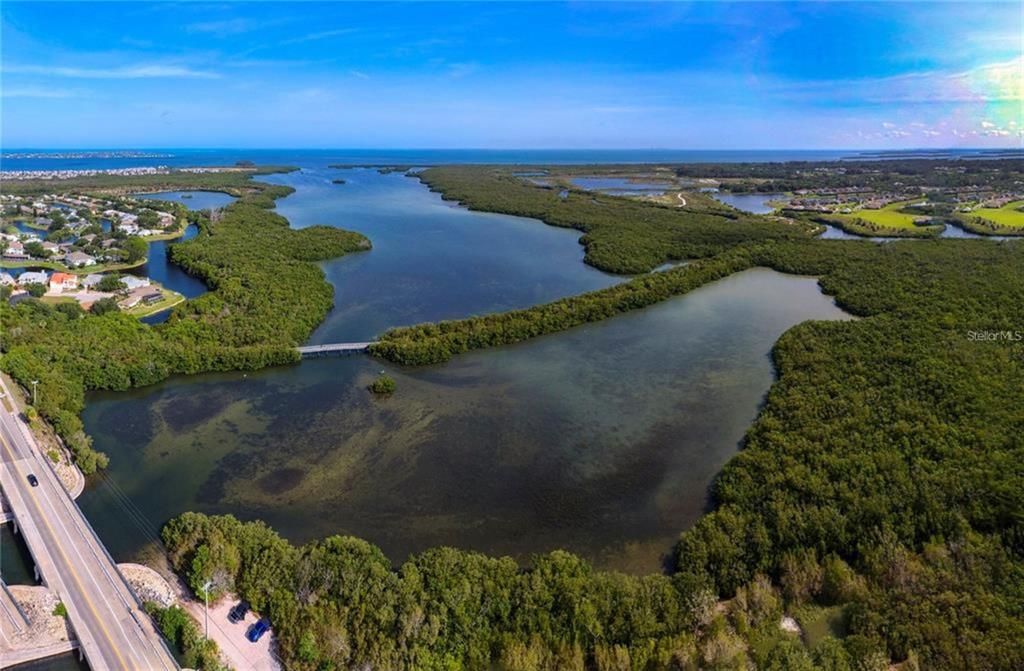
133 189 238 211
76 166 853 573
713 192 784 214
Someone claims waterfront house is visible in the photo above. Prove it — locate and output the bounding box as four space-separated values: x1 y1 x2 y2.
41 241 61 254
82 273 104 288
118 285 161 309
65 251 97 268
35 217 53 229
3 241 29 259
121 276 151 291
17 270 49 286
0 272 15 287
49 272 79 292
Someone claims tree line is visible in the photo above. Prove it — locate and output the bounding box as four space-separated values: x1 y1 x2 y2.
416 166 815 274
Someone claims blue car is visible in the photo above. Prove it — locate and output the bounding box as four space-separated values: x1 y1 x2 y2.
246 619 270 643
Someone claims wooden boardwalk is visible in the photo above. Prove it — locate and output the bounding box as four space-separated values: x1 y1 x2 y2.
296 342 375 357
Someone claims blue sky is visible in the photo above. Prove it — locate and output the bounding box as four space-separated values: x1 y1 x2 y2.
2 1 1021 149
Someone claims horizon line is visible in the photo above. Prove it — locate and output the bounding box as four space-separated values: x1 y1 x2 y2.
4 146 1020 152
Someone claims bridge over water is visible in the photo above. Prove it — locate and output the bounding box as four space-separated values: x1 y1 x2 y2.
297 342 376 357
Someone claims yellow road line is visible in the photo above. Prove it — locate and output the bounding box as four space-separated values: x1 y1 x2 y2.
0 432 131 671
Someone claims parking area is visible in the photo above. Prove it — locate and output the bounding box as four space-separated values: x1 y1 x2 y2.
184 595 280 671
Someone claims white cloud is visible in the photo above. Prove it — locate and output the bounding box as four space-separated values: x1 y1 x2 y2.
349 70 370 80
882 121 897 129
279 28 357 46
187 19 262 36
764 57 1024 105
1 86 83 99
980 120 996 128
4 64 220 79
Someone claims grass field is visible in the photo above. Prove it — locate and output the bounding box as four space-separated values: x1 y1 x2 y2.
826 200 942 238
839 201 924 229
972 200 1024 228
123 286 185 318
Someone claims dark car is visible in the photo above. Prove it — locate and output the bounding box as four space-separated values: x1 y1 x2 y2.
228 601 250 624
27 474 39 487
246 619 270 643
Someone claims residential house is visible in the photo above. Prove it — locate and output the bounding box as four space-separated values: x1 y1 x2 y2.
17 270 49 286
3 241 29 259
82 273 104 289
0 272 15 287
35 217 53 229
49 272 79 292
121 276 151 291
65 251 97 268
8 291 33 306
41 241 61 255
118 285 162 310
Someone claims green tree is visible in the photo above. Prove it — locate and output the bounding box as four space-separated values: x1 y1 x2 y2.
96 274 125 293
123 236 148 262
90 297 120 315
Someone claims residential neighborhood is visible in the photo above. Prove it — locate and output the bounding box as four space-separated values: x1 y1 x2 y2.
1 266 180 315
0 191 187 271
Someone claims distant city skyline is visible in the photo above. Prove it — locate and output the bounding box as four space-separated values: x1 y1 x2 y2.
2 2 1021 149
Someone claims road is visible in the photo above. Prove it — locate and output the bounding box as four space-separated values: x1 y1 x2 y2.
0 379 178 671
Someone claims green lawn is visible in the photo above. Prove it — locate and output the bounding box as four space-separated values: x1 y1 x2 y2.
827 200 942 238
123 287 185 318
840 201 925 229
973 200 1024 228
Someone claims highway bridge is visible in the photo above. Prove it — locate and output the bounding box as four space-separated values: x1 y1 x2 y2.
0 377 178 671
297 341 376 357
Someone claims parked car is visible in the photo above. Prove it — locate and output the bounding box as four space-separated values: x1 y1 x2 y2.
246 619 270 643
27 474 39 487
228 601 249 623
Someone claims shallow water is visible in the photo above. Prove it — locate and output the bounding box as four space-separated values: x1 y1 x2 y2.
81 265 851 573
262 167 620 341
77 166 855 574
1 522 37 585
133 190 237 211
713 192 783 214
570 176 669 196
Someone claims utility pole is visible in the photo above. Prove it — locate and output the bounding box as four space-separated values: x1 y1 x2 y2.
202 580 213 640
30 380 38 406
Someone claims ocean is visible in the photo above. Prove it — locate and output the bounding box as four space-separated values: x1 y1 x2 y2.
3 147 1018 172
